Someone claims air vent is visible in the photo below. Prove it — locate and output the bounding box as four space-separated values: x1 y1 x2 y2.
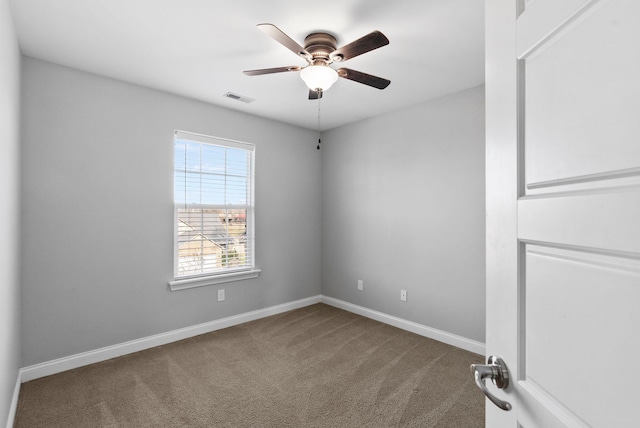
223 92 255 104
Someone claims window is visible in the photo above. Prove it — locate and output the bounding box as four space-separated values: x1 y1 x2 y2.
170 131 259 291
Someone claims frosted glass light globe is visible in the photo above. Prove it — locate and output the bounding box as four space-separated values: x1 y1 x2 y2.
300 65 339 91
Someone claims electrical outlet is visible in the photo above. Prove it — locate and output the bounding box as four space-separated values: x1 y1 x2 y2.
218 289 225 302
357 280 364 291
400 289 407 302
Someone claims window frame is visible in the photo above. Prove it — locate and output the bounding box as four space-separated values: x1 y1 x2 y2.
169 130 260 291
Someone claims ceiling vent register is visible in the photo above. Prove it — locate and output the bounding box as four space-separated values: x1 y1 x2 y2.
223 92 255 104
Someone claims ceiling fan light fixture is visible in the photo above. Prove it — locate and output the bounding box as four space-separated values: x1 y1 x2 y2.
300 65 339 92
244 24 390 98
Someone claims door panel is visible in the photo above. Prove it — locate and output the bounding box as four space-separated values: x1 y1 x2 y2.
485 0 640 426
523 244 640 427
522 0 640 186
516 0 640 426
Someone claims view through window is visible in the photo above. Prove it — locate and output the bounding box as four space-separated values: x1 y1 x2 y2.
173 131 255 279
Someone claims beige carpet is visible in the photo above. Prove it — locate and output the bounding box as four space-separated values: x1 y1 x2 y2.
15 303 485 427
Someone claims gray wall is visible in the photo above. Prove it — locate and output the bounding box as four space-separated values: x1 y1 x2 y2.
321 86 486 342
20 57 322 366
20 55 485 369
0 0 21 424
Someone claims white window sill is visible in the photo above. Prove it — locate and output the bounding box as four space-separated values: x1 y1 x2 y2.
169 269 261 292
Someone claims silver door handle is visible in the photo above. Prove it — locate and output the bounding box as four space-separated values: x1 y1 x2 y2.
470 355 512 411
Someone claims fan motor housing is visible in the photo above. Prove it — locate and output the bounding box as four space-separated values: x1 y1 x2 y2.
304 32 337 61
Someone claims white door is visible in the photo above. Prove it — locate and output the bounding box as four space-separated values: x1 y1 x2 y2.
483 0 640 426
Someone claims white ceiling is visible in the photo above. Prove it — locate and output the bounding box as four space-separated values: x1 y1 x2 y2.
9 0 484 131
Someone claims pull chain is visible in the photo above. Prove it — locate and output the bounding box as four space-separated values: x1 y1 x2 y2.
316 93 322 150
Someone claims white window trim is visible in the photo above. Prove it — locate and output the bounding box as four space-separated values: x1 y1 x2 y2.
170 130 259 290
169 268 262 291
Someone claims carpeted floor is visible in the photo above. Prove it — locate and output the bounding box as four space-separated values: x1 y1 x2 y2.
15 303 485 427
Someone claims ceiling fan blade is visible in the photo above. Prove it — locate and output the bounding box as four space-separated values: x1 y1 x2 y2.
308 89 323 100
337 68 390 89
243 66 302 76
257 23 310 59
330 31 389 62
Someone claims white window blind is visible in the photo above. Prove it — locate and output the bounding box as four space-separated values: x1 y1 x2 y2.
173 130 255 280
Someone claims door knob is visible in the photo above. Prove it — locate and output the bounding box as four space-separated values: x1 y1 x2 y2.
470 355 512 411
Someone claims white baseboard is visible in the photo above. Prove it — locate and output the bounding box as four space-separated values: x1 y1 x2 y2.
321 296 486 355
19 294 485 385
20 295 322 383
5 373 20 428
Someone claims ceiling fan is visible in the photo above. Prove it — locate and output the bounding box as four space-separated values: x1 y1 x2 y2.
243 24 391 99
